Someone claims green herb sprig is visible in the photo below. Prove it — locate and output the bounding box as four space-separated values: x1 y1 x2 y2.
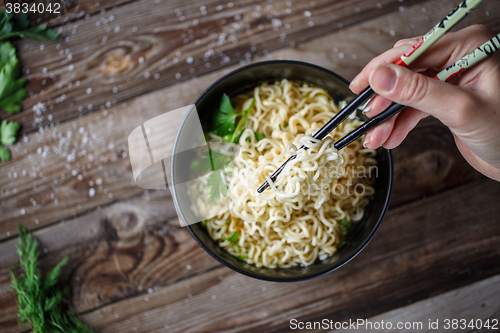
201 95 263 203
10 226 96 333
212 94 256 144
227 231 240 243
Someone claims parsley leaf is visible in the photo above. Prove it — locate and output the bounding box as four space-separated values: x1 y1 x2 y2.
227 232 240 243
205 95 256 201
8 24 60 42
212 94 237 137
207 149 232 171
192 149 232 204
212 94 256 143
0 12 60 42
0 11 60 162
207 170 228 203
0 42 26 114
0 144 10 161
231 98 255 143
0 11 11 36
11 12 30 31
1 119 20 145
338 218 351 234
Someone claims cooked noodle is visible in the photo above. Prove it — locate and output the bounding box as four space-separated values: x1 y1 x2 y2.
191 79 377 268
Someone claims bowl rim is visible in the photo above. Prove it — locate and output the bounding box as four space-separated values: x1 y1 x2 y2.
171 59 393 282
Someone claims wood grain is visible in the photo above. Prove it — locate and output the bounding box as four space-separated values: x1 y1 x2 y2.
48 0 139 27
6 0 432 136
1 0 499 331
335 274 500 333
1 178 499 332
390 117 484 206
0 190 221 331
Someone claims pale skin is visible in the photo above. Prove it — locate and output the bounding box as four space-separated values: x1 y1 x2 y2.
349 25 500 182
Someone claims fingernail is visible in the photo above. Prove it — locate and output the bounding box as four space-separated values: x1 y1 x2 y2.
349 75 360 91
361 101 372 114
370 65 397 93
363 135 370 148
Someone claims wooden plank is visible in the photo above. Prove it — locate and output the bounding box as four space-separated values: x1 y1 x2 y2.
46 0 139 27
1 0 498 332
1 178 499 332
390 117 484 207
84 179 500 333
6 0 433 136
0 190 222 331
334 274 500 333
1 0 495 239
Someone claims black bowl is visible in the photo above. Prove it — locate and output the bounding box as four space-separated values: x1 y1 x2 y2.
171 60 393 282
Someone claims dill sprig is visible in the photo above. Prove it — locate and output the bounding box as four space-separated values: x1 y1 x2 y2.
10 226 96 333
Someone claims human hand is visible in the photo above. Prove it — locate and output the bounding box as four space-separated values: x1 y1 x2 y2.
349 25 500 181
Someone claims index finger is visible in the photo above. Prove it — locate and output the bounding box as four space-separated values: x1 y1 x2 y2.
349 44 412 94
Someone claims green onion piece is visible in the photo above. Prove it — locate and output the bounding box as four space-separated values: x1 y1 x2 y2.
254 132 266 141
233 127 247 143
237 255 246 261
338 218 350 234
201 220 207 228
227 231 239 243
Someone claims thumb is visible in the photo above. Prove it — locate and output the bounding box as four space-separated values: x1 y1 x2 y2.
368 64 477 129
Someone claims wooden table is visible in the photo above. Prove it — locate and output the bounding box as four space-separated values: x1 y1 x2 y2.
1 0 500 332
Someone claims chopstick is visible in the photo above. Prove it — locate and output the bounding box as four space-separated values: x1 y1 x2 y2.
333 32 500 150
257 0 485 194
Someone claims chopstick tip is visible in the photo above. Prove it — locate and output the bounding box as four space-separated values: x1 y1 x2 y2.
256 182 269 193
